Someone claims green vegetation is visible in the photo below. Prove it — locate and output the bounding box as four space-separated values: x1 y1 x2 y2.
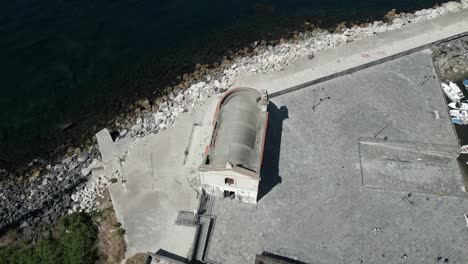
114 223 125 237
6 228 18 237
0 213 98 264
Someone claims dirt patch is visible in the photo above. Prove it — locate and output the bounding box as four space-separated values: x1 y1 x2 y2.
125 252 147 264
95 189 126 264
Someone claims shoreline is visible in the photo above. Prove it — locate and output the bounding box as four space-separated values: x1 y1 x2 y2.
1 0 467 239
0 1 463 174
0 1 456 171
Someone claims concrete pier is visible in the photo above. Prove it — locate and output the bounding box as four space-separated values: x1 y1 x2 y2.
234 8 468 97
207 50 468 264
104 9 468 262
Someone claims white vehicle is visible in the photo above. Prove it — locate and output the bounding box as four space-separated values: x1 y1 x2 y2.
449 109 468 117
441 82 464 101
448 101 468 110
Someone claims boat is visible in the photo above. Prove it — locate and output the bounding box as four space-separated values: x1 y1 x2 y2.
464 79 468 89
448 101 468 110
452 117 468 125
461 145 468 154
450 109 468 125
441 81 464 101
449 109 468 117
449 81 463 91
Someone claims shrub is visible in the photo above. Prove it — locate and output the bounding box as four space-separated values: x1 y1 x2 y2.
0 241 61 264
115 227 125 237
34 239 62 264
0 213 98 264
59 213 98 264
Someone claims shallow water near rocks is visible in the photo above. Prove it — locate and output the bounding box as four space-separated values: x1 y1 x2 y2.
0 0 449 170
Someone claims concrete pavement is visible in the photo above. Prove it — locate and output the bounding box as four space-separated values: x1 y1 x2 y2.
207 50 468 264
108 111 202 258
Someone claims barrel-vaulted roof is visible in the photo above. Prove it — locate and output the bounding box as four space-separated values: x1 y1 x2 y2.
202 87 268 177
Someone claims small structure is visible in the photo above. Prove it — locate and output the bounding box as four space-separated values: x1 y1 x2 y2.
199 87 269 204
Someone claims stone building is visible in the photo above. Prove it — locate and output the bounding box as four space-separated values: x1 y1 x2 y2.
199 87 269 204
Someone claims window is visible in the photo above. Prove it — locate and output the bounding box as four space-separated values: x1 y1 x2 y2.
224 190 235 199
225 177 234 185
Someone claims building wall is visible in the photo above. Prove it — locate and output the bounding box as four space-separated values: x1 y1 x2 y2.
200 170 259 204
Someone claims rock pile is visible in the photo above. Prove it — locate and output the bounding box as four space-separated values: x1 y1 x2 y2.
1 0 467 238
432 36 468 81
70 159 111 213
0 147 100 240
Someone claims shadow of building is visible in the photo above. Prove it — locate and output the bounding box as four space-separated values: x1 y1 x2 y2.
258 103 288 201
255 251 309 264
456 155 468 192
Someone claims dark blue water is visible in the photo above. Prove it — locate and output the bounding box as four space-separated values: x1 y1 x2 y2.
0 0 447 170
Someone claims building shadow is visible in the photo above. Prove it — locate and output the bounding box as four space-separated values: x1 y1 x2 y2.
258 103 288 201
255 251 309 264
456 155 468 193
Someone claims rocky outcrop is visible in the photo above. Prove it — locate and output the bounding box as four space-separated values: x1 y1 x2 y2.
0 147 99 240
432 36 468 81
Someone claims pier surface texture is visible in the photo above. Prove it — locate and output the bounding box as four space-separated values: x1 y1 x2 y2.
206 51 468 264
108 112 202 258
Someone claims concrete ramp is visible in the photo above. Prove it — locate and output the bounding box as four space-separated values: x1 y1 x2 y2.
95 128 122 179
96 128 119 163
359 137 467 197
